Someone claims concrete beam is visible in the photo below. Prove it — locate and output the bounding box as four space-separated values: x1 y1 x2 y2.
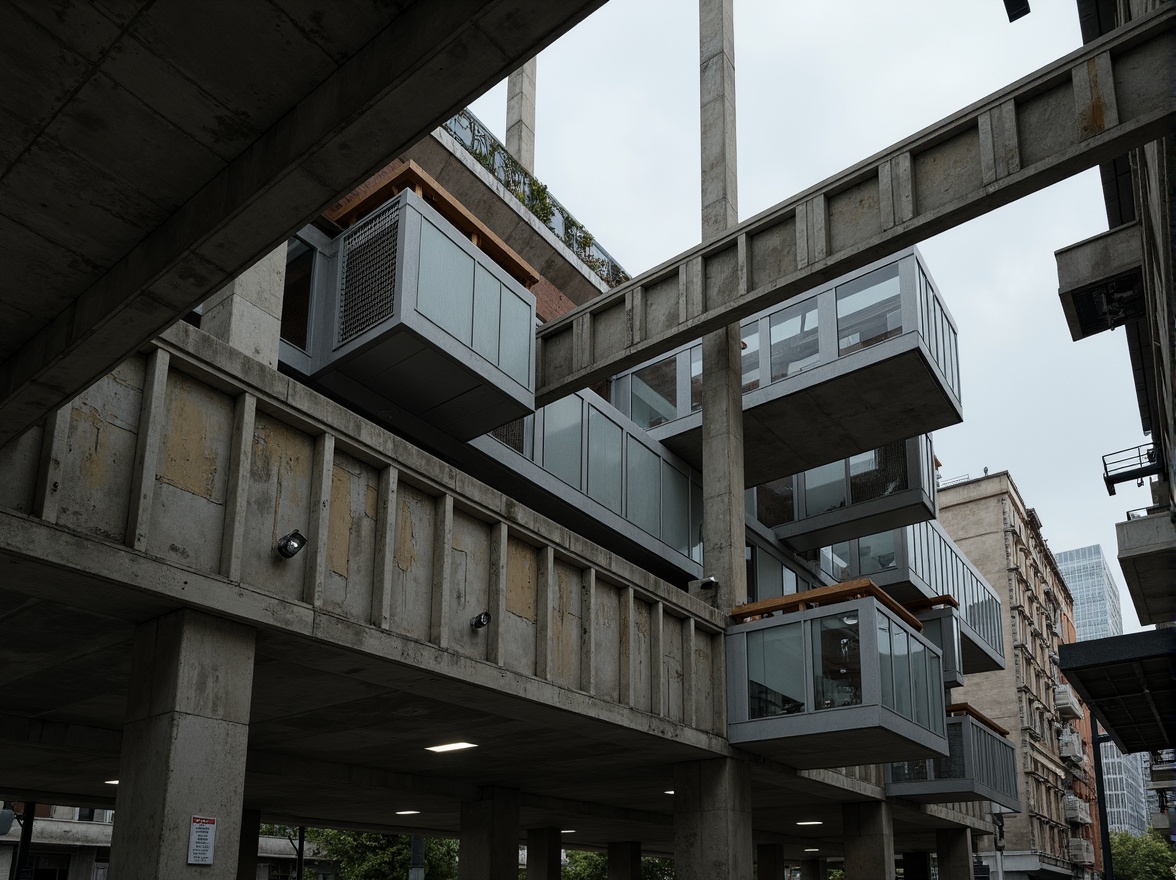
0 0 608 446
535 7 1175 404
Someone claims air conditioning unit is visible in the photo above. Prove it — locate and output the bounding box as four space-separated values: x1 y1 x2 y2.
1053 685 1084 720
1068 837 1095 865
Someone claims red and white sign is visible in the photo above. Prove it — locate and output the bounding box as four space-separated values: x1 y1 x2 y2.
187 816 217 865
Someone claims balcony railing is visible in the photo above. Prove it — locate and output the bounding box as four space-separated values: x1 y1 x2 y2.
749 434 937 552
885 705 1020 812
1103 442 1163 495
609 249 963 487
442 109 630 288
726 583 948 769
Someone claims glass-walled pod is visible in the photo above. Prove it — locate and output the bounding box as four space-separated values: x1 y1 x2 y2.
917 605 966 689
727 597 948 769
609 247 963 489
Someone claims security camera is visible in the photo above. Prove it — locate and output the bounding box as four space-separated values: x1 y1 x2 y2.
470 612 492 629
276 529 307 558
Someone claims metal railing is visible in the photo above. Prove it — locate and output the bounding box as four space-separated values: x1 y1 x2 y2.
1103 442 1163 495
441 109 631 288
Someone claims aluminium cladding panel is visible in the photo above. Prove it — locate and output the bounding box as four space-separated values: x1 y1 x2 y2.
311 190 536 441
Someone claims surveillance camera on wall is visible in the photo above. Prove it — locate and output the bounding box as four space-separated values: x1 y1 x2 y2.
470 612 492 629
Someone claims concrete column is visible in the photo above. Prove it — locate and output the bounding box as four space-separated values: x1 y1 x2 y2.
505 58 537 173
68 848 97 880
201 245 286 368
526 827 562 880
237 809 261 880
902 850 931 880
935 828 973 879
459 788 520 880
109 609 256 880
0 847 13 880
608 841 641 880
697 0 746 615
798 859 827 880
673 758 753 880
842 802 895 880
756 843 786 880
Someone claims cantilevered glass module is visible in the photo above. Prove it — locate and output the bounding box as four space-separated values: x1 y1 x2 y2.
727 596 948 769
287 189 536 441
610 248 961 487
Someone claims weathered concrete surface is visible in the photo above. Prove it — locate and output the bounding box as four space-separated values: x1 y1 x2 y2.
459 788 519 880
1116 509 1176 625
673 758 753 880
608 840 642 879
535 7 1176 404
109 609 256 880
526 827 562 880
0 0 610 446
935 828 973 879
842 801 895 880
505 59 538 174
201 246 286 369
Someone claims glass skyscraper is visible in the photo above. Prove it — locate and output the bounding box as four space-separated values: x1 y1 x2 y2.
1056 544 1150 836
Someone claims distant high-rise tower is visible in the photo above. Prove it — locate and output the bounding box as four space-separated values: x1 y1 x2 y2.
1056 545 1150 837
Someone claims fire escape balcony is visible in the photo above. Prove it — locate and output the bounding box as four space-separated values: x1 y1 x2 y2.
885 704 1021 812
279 166 537 441
610 249 963 487
1103 442 1164 495
749 434 937 552
726 581 949 769
1064 794 1092 825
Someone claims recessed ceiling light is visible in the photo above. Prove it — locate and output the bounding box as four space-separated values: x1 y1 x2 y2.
805 848 820 852
664 790 675 795
562 830 576 834
104 780 119 785
396 810 421 815
796 820 823 826
425 742 478 753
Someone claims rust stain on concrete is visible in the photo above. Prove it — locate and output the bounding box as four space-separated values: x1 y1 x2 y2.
505 537 537 622
328 466 352 577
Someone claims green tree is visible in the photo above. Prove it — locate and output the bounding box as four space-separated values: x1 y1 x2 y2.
307 829 458 880
1109 829 1176 880
561 851 674 879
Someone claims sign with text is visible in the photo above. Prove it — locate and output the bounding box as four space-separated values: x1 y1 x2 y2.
187 815 217 865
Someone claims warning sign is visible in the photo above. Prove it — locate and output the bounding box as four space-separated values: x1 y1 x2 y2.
188 816 217 865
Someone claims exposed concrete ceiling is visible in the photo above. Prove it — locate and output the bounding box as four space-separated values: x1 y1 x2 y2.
0 0 608 447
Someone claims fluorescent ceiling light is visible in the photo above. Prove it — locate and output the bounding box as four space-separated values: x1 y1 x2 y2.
396 810 421 815
805 848 820 852
425 742 478 753
664 790 675 795
562 830 576 833
796 820 823 826
104 780 119 785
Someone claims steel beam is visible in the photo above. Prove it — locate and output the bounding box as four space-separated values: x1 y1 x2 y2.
535 6 1174 405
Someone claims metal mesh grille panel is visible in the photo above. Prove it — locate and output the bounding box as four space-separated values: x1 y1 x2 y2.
338 208 399 345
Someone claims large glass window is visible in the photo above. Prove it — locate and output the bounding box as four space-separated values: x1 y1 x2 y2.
631 356 678 429
820 542 851 582
471 264 501 363
661 462 690 555
542 396 582 489
742 322 761 392
626 438 660 536
418 220 474 345
755 477 795 527
499 290 532 385
813 613 862 710
858 530 897 574
769 300 820 379
281 239 314 351
893 627 912 719
836 263 902 355
756 550 784 601
849 441 907 503
689 345 703 413
747 623 806 718
587 407 622 514
803 460 847 515
911 638 929 729
878 616 894 710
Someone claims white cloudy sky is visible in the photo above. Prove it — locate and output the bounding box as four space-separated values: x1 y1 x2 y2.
469 0 1154 631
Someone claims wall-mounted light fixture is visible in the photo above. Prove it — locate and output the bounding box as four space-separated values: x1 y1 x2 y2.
276 530 307 559
470 611 492 630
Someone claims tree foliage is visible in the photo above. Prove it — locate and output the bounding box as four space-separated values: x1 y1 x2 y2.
561 851 674 880
1109 829 1176 880
306 829 458 880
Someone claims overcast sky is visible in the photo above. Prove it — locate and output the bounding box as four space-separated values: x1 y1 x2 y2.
469 0 1154 631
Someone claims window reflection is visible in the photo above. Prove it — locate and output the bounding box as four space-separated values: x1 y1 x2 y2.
631 357 677 429
803 461 847 515
769 300 820 379
756 477 795 527
741 323 761 392
836 263 902 355
281 239 313 351
748 623 806 718
813 614 862 710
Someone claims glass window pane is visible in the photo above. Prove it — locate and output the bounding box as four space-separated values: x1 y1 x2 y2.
820 543 851 582
418 219 474 345
782 566 798 595
661 462 689 554
742 322 761 392
813 613 862 710
756 550 784 601
747 624 806 718
490 415 534 459
769 300 820 380
587 406 622 513
836 263 901 355
849 441 908 504
803 461 847 516
893 628 912 720
689 346 703 413
627 438 660 535
632 356 678 429
755 477 795 527
690 478 703 562
858 530 897 575
472 264 501 363
911 638 929 729
281 239 313 350
879 616 894 710
542 396 582 489
928 653 945 734
499 290 532 386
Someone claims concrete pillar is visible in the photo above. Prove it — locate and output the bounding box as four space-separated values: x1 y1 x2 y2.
459 788 520 880
608 841 641 880
201 245 286 368
698 0 746 615
902 850 931 880
798 859 827 880
237 809 261 880
68 848 97 880
756 843 786 880
526 827 562 880
0 847 13 880
841 802 895 880
109 609 256 880
673 758 753 880
935 828 973 879
505 58 537 173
